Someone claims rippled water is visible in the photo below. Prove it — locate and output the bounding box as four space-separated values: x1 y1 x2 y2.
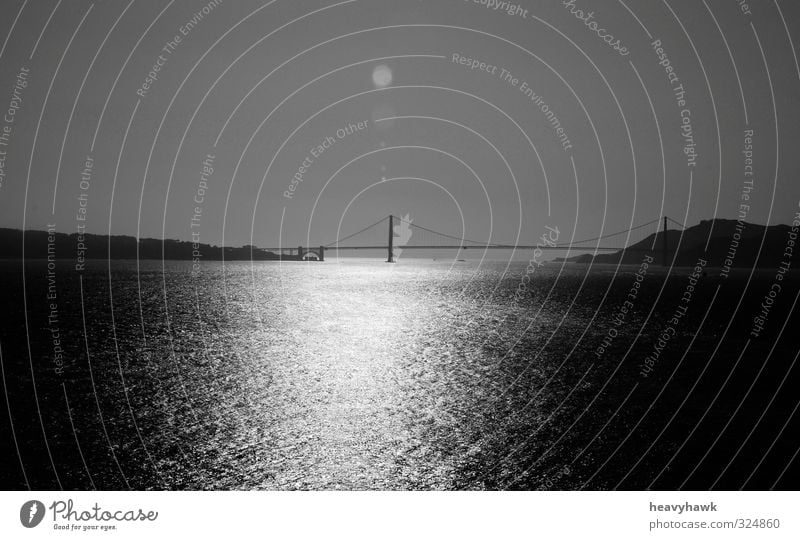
2 258 796 490
138 258 568 490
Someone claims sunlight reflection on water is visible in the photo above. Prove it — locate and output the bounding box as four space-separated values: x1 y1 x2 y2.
39 258 678 489
161 259 564 488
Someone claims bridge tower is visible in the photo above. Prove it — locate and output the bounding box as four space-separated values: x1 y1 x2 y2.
387 214 395 263
662 216 668 266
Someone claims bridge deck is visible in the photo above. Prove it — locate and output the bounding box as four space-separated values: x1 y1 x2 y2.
256 215 669 261
319 245 653 251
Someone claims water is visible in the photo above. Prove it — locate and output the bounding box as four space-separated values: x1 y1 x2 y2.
1 259 797 489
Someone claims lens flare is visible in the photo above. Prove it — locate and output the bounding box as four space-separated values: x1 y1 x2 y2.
371 64 392 88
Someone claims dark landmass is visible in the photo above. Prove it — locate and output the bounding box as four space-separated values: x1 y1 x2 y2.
0 228 281 260
2 218 797 265
556 219 798 268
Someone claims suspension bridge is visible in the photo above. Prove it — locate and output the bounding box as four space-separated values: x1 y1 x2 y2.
258 215 685 264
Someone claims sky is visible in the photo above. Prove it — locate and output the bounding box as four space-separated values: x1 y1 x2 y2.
0 0 798 252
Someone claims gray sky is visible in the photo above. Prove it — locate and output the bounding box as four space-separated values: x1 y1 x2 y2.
0 0 798 250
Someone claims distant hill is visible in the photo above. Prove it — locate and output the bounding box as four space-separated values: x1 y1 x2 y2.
556 219 797 268
0 228 281 261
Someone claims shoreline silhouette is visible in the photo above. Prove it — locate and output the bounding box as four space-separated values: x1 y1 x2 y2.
0 217 797 268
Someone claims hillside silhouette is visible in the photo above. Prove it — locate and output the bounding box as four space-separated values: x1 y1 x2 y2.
558 219 797 267
0 228 280 261
1 218 796 267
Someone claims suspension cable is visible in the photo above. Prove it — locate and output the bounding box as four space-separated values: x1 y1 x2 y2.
396 214 663 248
667 217 687 229
324 216 389 247
559 218 661 246
394 215 493 246
323 214 672 248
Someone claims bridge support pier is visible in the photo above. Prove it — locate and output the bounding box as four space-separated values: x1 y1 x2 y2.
387 214 395 263
319 246 325 261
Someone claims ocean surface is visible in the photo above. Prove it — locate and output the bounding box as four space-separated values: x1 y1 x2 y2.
1 258 798 490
